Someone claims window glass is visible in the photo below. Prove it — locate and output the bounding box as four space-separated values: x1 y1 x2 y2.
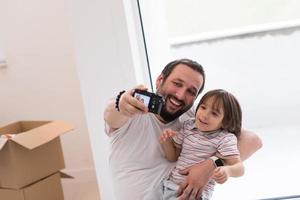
139 1 300 199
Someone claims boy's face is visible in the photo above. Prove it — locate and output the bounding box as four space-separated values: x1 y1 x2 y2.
156 64 204 122
195 97 224 132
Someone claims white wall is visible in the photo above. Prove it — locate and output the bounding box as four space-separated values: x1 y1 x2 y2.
65 0 150 199
0 0 152 199
138 0 172 87
164 0 300 38
0 0 99 198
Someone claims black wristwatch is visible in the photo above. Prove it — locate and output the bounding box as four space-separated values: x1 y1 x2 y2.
210 156 224 167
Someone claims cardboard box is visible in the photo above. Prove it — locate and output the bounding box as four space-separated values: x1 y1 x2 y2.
0 121 73 189
0 172 64 200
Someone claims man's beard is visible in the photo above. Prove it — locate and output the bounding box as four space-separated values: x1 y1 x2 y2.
159 94 192 123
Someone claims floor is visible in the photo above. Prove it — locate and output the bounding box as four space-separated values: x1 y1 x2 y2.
61 168 101 200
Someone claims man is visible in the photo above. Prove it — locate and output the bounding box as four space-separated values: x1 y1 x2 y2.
104 59 262 200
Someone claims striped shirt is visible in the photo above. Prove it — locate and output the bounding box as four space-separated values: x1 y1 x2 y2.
169 119 240 199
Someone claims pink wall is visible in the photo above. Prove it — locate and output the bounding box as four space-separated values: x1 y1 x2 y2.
0 0 97 187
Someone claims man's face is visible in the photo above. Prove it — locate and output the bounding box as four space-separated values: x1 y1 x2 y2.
156 64 204 122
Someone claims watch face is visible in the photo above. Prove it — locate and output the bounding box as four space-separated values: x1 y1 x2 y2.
215 158 224 167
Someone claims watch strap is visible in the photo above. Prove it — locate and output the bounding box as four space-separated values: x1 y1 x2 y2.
210 156 224 167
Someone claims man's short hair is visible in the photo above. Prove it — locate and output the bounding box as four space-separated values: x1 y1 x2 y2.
161 58 205 95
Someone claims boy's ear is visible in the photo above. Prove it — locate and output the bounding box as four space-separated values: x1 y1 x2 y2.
220 122 225 130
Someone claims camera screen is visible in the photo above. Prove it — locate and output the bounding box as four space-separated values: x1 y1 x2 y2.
134 93 151 107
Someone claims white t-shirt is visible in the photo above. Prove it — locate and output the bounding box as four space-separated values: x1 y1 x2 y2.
106 110 194 200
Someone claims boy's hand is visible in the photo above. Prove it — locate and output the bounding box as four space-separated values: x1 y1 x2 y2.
212 167 229 184
159 129 176 143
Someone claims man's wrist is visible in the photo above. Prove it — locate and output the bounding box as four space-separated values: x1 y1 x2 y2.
115 90 126 111
210 156 224 168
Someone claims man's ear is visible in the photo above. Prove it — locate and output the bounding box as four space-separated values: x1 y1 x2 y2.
156 74 164 88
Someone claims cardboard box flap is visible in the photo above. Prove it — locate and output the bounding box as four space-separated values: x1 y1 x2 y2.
0 121 24 135
15 172 73 189
60 171 74 179
0 137 7 150
0 134 16 150
11 121 73 149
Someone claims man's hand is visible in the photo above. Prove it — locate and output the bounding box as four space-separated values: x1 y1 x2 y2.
176 159 215 200
118 85 148 117
104 85 148 133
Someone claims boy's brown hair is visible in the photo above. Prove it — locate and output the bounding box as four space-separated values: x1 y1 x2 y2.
196 89 242 137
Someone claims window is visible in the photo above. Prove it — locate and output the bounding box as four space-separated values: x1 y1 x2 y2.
138 1 300 199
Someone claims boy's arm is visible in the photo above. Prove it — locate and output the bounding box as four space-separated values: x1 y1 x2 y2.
177 129 262 200
161 138 181 162
213 157 244 184
159 129 181 162
222 157 244 177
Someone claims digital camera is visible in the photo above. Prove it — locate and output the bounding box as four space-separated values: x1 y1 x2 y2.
132 89 164 114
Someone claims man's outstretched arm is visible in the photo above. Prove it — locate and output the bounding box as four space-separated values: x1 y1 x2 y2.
104 99 130 133
238 128 263 161
104 85 148 133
